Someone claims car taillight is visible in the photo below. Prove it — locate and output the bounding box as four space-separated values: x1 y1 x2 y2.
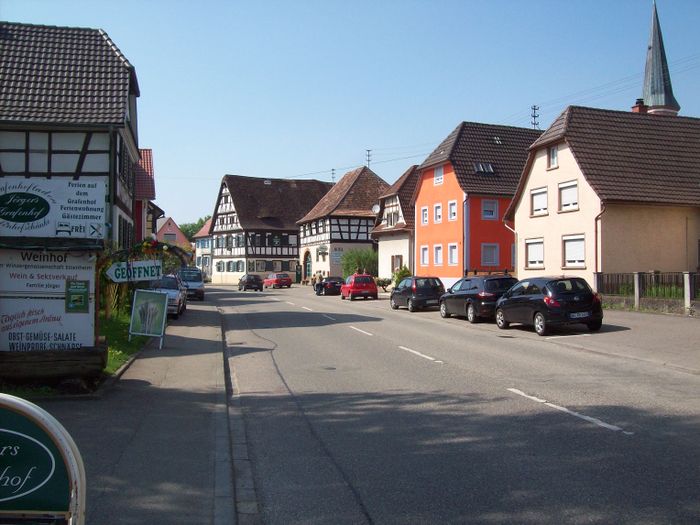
593 293 602 304
543 295 561 308
477 291 495 298
412 282 416 292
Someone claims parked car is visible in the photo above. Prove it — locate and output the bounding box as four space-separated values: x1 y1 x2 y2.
238 274 263 291
439 274 518 322
316 276 343 296
177 266 205 300
390 276 445 312
150 274 187 318
264 272 292 289
340 273 378 300
495 276 603 336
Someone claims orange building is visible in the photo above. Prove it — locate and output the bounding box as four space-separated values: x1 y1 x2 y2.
414 122 542 287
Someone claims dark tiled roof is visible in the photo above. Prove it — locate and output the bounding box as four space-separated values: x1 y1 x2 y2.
222 175 333 230
505 105 700 220
134 149 155 200
372 165 420 235
193 218 213 238
419 121 543 196
0 22 137 125
298 167 389 223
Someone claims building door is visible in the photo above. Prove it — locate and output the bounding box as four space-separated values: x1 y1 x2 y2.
304 251 312 281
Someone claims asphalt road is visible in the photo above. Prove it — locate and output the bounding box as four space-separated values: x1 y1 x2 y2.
218 284 700 525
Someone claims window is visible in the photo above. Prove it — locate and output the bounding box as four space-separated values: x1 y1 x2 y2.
216 261 224 272
434 245 443 266
530 188 548 216
434 165 444 185
448 201 457 221
226 261 235 272
420 246 429 266
482 200 498 221
525 238 544 268
421 207 429 225
548 145 558 168
164 233 176 242
256 260 266 272
563 235 585 268
448 243 459 265
391 255 403 272
559 181 579 212
196 256 202 266
481 243 499 266
434 204 442 224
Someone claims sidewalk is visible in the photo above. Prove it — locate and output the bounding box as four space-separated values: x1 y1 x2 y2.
38 302 235 525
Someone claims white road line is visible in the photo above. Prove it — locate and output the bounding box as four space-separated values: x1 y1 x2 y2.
546 334 591 340
399 345 437 362
507 388 634 435
270 298 280 301
349 326 373 336
286 301 295 306
301 306 313 311
323 314 336 321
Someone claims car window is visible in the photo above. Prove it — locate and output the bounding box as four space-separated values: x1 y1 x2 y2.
451 279 464 292
527 283 542 295
153 278 178 290
509 282 527 296
549 278 591 295
398 278 410 289
485 278 518 293
346 276 353 284
179 269 202 281
415 278 441 288
355 276 373 284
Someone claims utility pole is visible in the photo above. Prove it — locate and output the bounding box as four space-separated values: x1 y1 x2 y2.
531 105 540 130
366 149 372 168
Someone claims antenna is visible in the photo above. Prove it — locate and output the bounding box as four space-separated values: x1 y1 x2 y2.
531 105 540 129
366 149 372 168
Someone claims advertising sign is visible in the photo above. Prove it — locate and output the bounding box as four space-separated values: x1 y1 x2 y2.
0 250 95 295
0 394 85 524
0 176 107 239
105 260 162 283
129 290 168 338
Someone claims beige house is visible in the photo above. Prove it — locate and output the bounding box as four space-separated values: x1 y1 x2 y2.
504 106 700 287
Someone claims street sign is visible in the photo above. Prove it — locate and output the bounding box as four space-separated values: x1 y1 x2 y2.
105 260 162 283
0 394 85 524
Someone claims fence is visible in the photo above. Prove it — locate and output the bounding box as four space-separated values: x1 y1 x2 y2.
595 272 698 316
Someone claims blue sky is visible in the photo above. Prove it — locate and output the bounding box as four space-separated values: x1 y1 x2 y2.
3 0 700 225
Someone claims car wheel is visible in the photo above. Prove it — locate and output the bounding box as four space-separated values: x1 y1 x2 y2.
341 293 345 300
182 301 187 313
534 312 548 336
588 320 603 332
349 294 355 301
495 308 509 329
408 299 416 312
439 301 450 318
467 303 478 324
371 295 377 300
390 296 398 310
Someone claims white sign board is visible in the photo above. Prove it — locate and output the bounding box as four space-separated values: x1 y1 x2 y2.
106 260 162 283
0 250 95 294
0 176 107 238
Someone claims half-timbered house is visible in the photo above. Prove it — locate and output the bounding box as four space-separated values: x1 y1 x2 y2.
210 175 333 285
297 167 390 280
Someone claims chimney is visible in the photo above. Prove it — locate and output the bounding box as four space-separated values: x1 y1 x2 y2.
631 98 648 114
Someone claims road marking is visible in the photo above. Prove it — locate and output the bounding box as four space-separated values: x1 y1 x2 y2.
323 314 336 321
398 345 439 362
350 326 373 336
301 306 313 311
507 388 634 435
270 298 280 301
286 301 296 306
546 334 591 340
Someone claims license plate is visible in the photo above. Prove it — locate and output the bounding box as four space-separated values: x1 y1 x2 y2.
570 311 590 319
426 300 438 305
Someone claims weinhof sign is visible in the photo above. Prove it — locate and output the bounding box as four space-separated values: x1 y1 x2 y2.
0 394 85 524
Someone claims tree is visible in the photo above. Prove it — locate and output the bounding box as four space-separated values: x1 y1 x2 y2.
341 248 378 278
180 215 211 241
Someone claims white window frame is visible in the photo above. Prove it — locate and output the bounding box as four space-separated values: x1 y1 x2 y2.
421 206 429 226
548 145 558 169
481 243 499 267
433 203 442 224
481 199 498 221
558 181 579 212
530 187 548 216
525 238 544 269
420 245 429 266
448 200 458 221
434 165 444 186
448 243 459 266
434 244 443 266
562 234 585 268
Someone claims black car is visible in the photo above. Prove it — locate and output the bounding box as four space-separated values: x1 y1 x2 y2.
390 276 445 312
495 276 603 336
238 274 263 291
439 275 518 323
316 276 343 296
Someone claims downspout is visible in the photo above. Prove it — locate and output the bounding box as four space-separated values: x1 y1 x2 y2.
503 221 516 275
463 195 469 275
594 203 606 274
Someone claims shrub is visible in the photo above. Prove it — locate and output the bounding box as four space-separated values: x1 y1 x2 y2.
392 265 411 287
341 248 378 278
376 278 392 292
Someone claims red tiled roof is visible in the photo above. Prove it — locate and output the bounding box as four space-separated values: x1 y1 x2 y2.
193 218 212 238
298 167 389 223
134 149 155 200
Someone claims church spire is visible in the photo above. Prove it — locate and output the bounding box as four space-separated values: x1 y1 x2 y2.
643 1 680 115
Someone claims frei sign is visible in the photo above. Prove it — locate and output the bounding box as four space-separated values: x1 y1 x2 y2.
0 394 85 524
105 260 162 283
0 176 107 239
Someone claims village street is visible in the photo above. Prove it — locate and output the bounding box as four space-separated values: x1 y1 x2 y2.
42 285 700 524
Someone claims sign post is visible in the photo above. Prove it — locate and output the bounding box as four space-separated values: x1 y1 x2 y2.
0 394 85 524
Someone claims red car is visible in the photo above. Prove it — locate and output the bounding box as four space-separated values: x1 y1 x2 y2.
340 273 378 300
263 272 292 288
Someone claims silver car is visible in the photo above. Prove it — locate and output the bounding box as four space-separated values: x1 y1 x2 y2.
150 275 187 318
